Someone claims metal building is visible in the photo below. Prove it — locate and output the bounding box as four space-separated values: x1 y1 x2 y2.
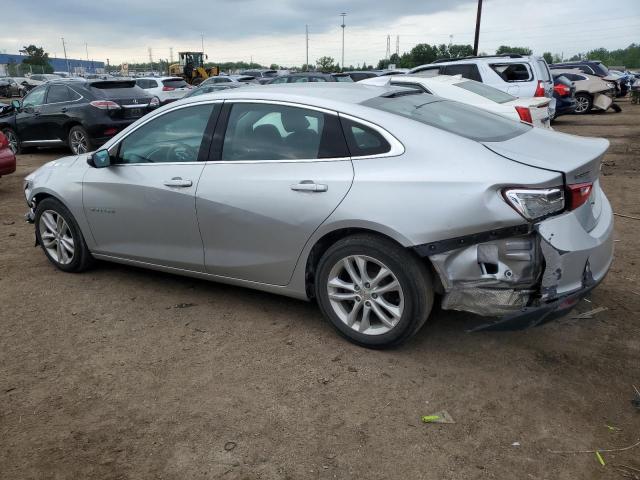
0 53 105 76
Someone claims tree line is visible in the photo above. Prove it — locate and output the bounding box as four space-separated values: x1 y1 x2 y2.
11 43 640 77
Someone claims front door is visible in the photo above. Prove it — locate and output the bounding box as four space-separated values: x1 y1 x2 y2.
15 85 48 142
196 102 354 285
83 102 219 271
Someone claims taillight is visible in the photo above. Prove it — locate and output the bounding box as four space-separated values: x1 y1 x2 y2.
566 182 593 210
0 132 8 149
534 80 545 97
553 83 570 97
90 100 121 110
103 128 118 136
502 187 565 221
162 86 175 91
514 106 533 124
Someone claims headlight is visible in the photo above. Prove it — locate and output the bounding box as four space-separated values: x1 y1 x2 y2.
23 179 33 203
606 82 616 89
502 187 565 221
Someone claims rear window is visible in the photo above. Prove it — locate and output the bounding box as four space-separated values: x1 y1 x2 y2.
363 95 530 142
490 63 533 82
536 60 551 81
454 80 516 104
91 80 137 89
162 78 188 88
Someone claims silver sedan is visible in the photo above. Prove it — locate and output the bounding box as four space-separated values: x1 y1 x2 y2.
24 84 614 347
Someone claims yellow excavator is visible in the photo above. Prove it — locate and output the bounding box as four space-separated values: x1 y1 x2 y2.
169 52 219 85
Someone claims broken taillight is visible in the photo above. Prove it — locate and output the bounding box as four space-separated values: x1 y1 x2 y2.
566 182 593 210
534 80 546 97
514 106 533 124
553 83 570 97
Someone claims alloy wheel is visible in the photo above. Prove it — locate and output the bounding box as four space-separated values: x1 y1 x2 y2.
326 255 404 336
575 96 590 113
38 210 75 265
70 130 88 154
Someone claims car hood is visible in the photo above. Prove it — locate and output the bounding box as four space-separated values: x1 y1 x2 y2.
25 155 80 183
482 128 608 184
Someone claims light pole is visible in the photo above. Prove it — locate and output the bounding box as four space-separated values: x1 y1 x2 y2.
340 13 346 72
61 37 70 74
473 0 483 56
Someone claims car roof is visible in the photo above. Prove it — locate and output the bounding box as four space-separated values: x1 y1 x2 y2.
176 83 434 110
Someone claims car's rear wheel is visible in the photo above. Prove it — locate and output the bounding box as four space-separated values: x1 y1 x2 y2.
68 125 93 155
1 127 20 154
35 198 94 273
315 234 433 348
574 93 593 114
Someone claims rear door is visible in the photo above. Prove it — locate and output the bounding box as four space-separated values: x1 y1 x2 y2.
195 101 354 285
83 102 220 270
534 58 554 98
39 84 76 142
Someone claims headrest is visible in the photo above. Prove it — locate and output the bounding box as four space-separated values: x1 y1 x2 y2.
281 109 310 132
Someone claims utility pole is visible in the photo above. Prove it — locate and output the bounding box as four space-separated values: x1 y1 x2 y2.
473 0 483 56
61 37 70 74
305 24 309 71
148 47 153 72
169 47 174 65
385 34 391 60
340 13 346 72
395 35 399 56
201 34 204 53
85 42 89 61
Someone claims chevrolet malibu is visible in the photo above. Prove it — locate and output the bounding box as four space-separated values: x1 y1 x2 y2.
23 84 614 347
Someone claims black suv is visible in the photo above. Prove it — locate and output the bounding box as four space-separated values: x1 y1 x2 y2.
0 78 159 155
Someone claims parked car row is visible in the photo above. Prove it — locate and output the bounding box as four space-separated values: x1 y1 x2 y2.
0 78 159 155
21 82 615 347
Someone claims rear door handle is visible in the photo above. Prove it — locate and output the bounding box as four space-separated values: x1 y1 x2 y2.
290 181 328 192
163 177 193 188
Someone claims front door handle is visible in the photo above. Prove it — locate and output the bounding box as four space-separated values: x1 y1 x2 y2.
290 181 328 192
163 177 193 188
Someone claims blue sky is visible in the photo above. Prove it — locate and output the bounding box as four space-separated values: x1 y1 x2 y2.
2 0 639 66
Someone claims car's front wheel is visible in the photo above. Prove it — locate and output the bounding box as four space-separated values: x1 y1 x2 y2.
35 198 94 272
315 234 434 348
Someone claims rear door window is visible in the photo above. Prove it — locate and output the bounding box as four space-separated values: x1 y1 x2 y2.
413 66 442 77
163 78 189 89
391 82 429 93
442 64 482 82
45 84 72 103
490 63 533 82
220 103 348 160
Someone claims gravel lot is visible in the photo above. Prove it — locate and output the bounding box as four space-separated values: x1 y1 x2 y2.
1 99 639 480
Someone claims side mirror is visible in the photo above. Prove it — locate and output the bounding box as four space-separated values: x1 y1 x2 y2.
11 99 21 110
88 149 111 168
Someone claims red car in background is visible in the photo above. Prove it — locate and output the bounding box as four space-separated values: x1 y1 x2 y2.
0 131 16 177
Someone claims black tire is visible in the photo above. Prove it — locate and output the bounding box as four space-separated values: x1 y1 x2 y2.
67 125 94 155
574 93 593 114
34 197 94 273
315 234 434 348
1 127 20 154
610 103 622 113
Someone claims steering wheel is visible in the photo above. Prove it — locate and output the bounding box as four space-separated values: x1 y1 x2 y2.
168 142 198 162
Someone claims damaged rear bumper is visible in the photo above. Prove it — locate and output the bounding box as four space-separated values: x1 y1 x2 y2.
415 191 614 331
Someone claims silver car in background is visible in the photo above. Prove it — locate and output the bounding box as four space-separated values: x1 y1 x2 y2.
24 84 614 347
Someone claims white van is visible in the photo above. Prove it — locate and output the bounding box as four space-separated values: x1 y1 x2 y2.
410 54 555 115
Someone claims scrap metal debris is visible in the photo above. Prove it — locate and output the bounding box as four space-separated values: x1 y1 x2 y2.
421 410 455 424
571 307 608 319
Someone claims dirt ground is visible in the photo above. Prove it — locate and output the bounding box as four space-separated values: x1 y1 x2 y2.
1 99 639 480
